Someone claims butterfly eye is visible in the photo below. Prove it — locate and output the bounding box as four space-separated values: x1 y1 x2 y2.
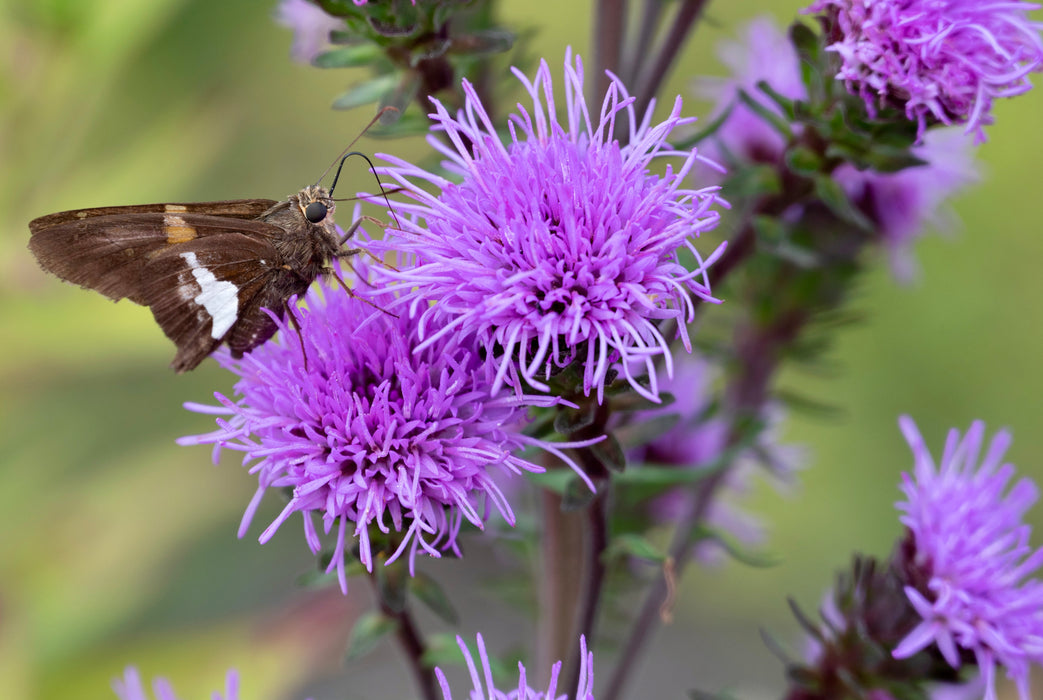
304 201 328 223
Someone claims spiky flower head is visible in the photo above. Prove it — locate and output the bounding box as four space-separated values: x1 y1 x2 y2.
697 17 806 167
435 634 595 700
893 416 1043 700
835 127 978 281
369 50 727 405
805 0 1043 142
179 268 588 594
113 668 238 700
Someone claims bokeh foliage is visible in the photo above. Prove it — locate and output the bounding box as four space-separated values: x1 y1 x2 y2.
1 0 1041 698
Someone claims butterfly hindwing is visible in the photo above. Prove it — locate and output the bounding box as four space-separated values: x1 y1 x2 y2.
141 233 288 372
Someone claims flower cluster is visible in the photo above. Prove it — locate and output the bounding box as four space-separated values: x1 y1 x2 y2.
113 668 239 700
368 50 727 404
894 416 1043 700
179 270 589 593
435 634 595 700
806 0 1043 142
700 17 977 278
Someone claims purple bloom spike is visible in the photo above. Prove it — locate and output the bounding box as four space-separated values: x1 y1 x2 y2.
806 0 1043 142
434 633 595 699
113 668 240 700
893 416 1043 700
179 260 595 594
701 17 980 280
368 50 727 404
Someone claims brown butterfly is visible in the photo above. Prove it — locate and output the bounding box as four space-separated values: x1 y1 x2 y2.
28 114 398 372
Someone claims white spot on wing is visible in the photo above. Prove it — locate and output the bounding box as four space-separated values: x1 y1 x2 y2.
180 251 238 339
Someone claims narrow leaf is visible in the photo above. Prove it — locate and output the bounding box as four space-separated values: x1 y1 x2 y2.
346 612 398 661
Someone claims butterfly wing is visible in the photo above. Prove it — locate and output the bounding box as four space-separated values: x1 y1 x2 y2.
141 233 294 372
28 211 284 304
29 200 278 230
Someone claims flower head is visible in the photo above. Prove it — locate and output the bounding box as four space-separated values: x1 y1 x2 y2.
435 634 595 700
179 267 588 593
697 17 806 167
835 127 978 281
274 0 344 64
370 50 727 404
806 0 1043 142
113 668 238 700
893 416 1043 700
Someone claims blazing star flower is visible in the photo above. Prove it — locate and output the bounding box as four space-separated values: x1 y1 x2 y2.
893 416 1043 700
805 0 1043 142
179 268 591 594
702 18 980 280
274 0 344 64
113 668 238 700
835 127 978 281
369 50 727 405
696 17 806 167
435 634 595 700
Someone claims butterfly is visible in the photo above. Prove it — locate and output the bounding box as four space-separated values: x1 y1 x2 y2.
28 113 397 372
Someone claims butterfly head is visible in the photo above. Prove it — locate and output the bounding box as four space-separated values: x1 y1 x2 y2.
296 185 335 225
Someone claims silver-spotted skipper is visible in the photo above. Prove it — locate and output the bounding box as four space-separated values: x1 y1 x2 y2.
28 130 392 372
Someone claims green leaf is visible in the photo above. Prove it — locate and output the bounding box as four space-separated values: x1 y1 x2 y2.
410 572 459 626
332 73 400 110
812 174 873 231
675 102 735 149
561 476 597 511
449 29 515 56
737 89 792 139
553 401 597 435
312 44 382 68
345 612 398 661
608 533 668 563
589 432 626 473
784 145 822 176
756 80 797 121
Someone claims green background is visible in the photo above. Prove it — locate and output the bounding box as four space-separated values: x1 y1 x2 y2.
1 1 1041 698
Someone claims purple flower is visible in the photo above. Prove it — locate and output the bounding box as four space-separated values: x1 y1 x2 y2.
369 50 727 404
274 0 344 64
113 668 238 700
435 634 595 700
697 17 806 167
893 416 1043 700
835 127 978 281
702 18 980 280
805 0 1043 142
179 267 591 594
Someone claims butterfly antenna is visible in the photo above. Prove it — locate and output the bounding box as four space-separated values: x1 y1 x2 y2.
314 106 398 185
328 151 403 234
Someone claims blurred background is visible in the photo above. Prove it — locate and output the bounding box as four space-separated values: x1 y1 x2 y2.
1 1 1042 698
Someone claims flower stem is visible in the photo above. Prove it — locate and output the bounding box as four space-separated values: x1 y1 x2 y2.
370 572 438 700
633 0 710 118
536 488 585 684
604 307 809 700
592 0 628 105
562 488 610 694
